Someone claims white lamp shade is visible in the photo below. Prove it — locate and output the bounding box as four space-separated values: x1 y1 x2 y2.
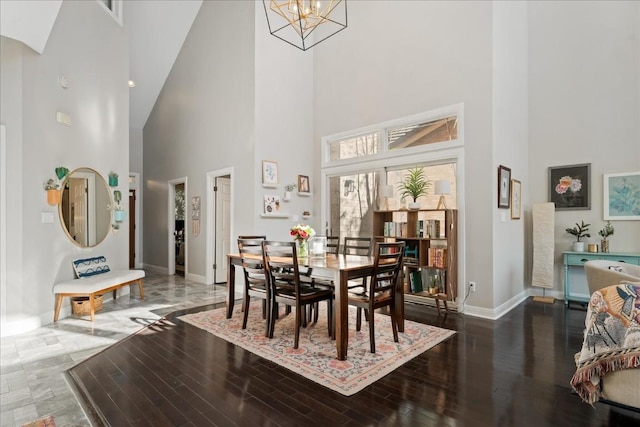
379 185 394 198
435 180 451 195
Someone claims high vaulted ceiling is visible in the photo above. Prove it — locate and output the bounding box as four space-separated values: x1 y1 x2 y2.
0 0 203 129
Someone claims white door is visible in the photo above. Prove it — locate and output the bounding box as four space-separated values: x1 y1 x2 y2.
215 177 231 283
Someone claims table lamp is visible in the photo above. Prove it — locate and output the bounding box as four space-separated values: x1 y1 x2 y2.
435 180 450 209
379 185 394 210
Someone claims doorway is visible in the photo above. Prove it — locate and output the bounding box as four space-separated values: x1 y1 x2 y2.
168 178 187 276
205 168 234 285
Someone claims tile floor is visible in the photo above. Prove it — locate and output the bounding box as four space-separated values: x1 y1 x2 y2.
0 271 231 427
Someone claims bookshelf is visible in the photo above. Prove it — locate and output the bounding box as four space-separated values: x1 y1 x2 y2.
373 209 457 306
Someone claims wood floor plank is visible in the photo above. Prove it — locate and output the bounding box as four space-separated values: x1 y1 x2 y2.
68 299 640 426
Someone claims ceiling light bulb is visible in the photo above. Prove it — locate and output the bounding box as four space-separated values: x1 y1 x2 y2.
128 80 136 88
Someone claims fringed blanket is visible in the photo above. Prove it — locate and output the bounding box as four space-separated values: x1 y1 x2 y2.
570 283 640 405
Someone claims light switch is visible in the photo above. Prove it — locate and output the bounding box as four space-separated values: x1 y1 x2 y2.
42 212 55 223
292 214 299 222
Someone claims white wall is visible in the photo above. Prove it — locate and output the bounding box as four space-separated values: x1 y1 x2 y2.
492 2 529 308
313 1 496 309
143 1 256 276
529 1 640 295
0 1 129 335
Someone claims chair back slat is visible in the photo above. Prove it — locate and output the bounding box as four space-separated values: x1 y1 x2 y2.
237 238 267 285
343 237 373 256
370 242 405 294
326 236 340 255
262 240 301 294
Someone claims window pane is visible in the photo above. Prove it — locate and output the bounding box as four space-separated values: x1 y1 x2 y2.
328 132 380 161
386 163 457 210
388 116 458 150
328 172 380 238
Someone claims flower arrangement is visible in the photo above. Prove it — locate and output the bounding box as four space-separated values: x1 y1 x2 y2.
290 224 315 242
565 220 590 242
555 175 583 206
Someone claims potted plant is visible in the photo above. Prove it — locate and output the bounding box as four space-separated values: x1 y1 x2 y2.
55 166 69 181
108 171 118 187
598 221 614 253
113 205 126 222
284 183 296 200
397 166 431 209
428 275 439 295
44 178 63 205
565 220 590 252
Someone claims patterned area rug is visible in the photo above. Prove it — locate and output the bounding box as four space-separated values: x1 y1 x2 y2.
21 416 56 427
179 302 455 396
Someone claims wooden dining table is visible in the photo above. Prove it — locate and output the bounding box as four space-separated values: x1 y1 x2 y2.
226 253 405 360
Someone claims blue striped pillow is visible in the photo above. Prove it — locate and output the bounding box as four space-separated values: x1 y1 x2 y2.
73 256 111 278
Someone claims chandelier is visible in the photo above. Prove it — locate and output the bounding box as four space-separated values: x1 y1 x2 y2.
263 0 348 51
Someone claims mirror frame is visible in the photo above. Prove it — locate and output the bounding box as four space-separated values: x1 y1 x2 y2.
58 167 112 248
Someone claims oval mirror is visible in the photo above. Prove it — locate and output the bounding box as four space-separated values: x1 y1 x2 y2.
58 167 112 247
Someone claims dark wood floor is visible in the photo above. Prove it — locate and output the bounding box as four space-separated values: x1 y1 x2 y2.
68 297 640 427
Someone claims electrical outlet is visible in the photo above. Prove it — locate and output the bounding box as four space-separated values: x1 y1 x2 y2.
469 281 476 292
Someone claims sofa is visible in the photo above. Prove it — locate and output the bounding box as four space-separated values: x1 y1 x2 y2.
577 261 640 409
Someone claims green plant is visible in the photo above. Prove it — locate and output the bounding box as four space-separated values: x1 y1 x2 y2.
598 221 614 240
43 178 61 191
284 183 297 192
109 171 118 179
113 190 122 203
397 166 431 203
565 220 591 242
55 167 69 181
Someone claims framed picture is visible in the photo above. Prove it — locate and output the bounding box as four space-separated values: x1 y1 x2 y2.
262 161 278 185
298 175 310 193
603 171 640 220
548 163 590 210
510 179 521 220
263 195 281 214
497 165 511 209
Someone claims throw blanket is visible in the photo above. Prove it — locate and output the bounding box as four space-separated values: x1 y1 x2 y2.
570 283 640 405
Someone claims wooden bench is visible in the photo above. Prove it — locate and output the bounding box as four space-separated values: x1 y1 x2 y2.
53 256 145 322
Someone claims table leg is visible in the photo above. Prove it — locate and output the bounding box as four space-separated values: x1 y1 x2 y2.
335 271 349 360
226 256 236 319
395 270 405 332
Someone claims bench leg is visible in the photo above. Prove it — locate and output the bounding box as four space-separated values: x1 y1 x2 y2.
89 294 95 322
113 289 117 300
54 295 64 322
138 279 144 299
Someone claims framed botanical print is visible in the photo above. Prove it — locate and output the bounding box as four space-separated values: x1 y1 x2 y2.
603 171 640 220
510 179 521 220
548 163 590 210
498 165 511 209
262 161 278 186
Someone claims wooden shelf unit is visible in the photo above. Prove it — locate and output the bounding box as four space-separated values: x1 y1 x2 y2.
373 209 458 304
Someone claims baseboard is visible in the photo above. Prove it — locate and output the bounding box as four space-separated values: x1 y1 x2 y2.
142 263 168 275
186 272 206 284
461 289 531 320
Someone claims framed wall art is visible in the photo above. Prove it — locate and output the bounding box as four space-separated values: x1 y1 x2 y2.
262 160 278 186
298 175 310 194
603 171 640 220
548 163 590 210
497 165 511 209
263 195 281 214
510 179 521 220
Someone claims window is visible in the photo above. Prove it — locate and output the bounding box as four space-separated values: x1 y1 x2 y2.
388 116 457 150
386 163 457 211
327 171 380 239
328 132 380 161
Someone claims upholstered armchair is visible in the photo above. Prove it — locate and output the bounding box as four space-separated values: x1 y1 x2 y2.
584 260 640 294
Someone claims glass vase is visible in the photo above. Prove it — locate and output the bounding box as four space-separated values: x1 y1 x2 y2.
601 240 609 253
296 240 308 258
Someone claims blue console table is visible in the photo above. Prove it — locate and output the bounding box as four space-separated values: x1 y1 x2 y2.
563 251 640 305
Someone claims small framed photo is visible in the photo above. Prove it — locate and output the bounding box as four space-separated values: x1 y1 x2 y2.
262 161 278 186
298 175 310 193
603 171 640 220
497 165 511 209
548 163 590 210
263 195 281 214
510 179 521 220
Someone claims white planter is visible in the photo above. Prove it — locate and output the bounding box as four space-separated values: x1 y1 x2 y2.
572 241 585 252
283 191 292 201
408 202 421 210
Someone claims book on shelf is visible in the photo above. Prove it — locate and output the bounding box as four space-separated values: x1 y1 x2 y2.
427 220 441 238
428 248 447 268
383 221 408 237
410 270 423 293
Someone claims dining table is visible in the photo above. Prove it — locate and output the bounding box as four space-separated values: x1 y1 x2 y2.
226 252 405 360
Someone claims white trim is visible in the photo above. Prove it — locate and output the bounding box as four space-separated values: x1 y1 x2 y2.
168 177 187 276
129 172 142 268
206 167 234 285
96 0 123 26
0 125 6 326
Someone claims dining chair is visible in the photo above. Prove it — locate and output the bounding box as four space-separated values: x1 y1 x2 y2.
237 237 270 336
262 240 334 349
326 236 341 256
348 241 405 353
343 237 373 256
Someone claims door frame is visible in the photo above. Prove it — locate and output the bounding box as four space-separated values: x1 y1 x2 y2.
168 177 187 276
129 172 142 268
206 167 234 285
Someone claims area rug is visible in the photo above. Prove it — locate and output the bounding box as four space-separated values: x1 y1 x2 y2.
21 416 56 427
178 302 455 396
